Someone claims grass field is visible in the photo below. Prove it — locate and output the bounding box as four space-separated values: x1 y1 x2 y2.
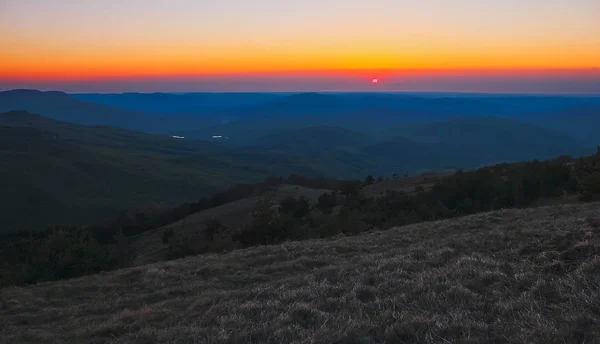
1 202 599 343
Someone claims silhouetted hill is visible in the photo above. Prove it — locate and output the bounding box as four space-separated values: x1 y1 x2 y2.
72 92 285 115
98 92 600 144
407 116 592 167
361 136 453 174
247 116 592 177
255 126 370 154
0 90 210 134
179 93 495 142
251 126 375 177
519 106 600 145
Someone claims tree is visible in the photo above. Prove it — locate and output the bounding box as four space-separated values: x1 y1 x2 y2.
293 197 310 219
162 228 174 244
204 218 222 241
364 175 375 185
166 231 201 260
279 197 310 219
317 192 337 214
234 201 295 247
340 181 360 196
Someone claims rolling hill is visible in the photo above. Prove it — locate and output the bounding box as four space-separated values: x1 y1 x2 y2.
72 92 286 116
180 93 493 142
2 202 599 343
0 111 319 231
248 117 593 177
519 106 600 146
404 116 593 167
0 90 213 134
254 126 370 152
178 92 600 144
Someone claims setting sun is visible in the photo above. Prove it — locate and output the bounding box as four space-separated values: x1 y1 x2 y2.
372 78 379 84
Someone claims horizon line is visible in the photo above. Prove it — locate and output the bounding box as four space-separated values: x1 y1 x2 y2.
3 88 600 96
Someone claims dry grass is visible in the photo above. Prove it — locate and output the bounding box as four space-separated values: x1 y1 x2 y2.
131 177 445 265
131 184 331 264
2 202 600 344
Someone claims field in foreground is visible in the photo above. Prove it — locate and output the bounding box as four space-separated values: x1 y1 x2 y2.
1 203 600 344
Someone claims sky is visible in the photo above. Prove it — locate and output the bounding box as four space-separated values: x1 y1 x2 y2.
1 0 599 93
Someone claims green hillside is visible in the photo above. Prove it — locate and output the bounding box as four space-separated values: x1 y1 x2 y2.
0 111 318 231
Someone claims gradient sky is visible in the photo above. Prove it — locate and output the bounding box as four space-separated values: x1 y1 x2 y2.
1 0 599 93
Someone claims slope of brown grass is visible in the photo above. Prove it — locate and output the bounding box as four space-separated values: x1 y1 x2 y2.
131 184 331 264
2 202 600 344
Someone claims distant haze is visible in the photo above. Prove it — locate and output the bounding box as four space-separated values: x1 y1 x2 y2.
2 71 599 94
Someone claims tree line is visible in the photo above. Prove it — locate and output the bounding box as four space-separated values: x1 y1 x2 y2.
2 152 600 288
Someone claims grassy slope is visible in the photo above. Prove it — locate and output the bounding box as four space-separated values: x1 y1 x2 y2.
130 176 445 266
2 202 599 343
131 184 333 265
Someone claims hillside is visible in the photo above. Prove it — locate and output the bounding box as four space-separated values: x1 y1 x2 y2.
253 126 377 177
180 93 488 142
72 92 285 116
2 202 599 343
0 90 211 134
520 106 600 146
361 136 454 175
255 126 370 153
173 93 600 142
131 184 334 265
0 111 318 230
130 175 449 265
399 116 593 167
249 117 593 177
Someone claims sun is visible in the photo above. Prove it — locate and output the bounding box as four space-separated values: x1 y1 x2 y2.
372 78 379 84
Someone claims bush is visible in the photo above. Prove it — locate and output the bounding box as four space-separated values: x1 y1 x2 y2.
0 227 132 287
317 192 337 215
204 219 223 241
162 228 174 244
166 231 202 260
340 181 361 196
233 202 300 247
279 197 310 219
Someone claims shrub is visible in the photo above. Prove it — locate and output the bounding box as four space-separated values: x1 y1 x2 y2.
162 228 175 244
317 192 337 215
233 202 299 247
204 219 223 241
166 231 203 260
279 197 310 219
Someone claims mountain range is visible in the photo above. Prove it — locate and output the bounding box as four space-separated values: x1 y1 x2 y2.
0 89 598 229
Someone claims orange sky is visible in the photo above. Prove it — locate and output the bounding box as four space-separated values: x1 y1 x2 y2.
1 0 599 91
